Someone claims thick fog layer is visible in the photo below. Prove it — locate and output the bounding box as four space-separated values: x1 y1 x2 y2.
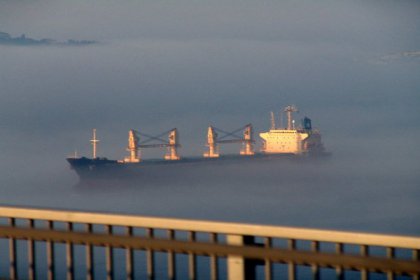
0 0 419 235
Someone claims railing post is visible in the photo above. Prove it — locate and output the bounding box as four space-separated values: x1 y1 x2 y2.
167 230 176 280
288 239 296 280
413 249 419 280
105 225 114 280
47 221 55 280
188 231 197 280
335 243 344 280
146 228 155 280
311 241 320 280
28 219 35 280
227 235 257 280
126 226 134 280
387 247 395 280
360 245 369 280
8 218 17 280
85 224 94 280
264 237 272 280
66 223 74 280
210 233 219 280
227 234 245 280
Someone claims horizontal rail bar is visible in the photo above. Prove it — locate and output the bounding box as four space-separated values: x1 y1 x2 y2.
0 226 418 274
0 206 419 249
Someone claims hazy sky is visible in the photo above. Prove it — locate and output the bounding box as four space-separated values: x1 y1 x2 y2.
0 0 419 234
0 0 418 157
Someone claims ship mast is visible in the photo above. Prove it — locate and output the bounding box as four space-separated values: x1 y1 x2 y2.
90 129 99 159
284 105 298 130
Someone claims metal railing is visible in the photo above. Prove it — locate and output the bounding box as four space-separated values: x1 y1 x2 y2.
0 206 419 279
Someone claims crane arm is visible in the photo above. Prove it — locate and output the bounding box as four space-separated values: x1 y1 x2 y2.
215 124 252 141
217 139 255 144
138 143 181 149
133 129 176 145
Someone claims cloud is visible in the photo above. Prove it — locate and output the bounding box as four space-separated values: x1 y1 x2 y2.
376 50 420 64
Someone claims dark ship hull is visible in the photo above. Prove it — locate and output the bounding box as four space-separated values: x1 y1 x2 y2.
67 152 329 182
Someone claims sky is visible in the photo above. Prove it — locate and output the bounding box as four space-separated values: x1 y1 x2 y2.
0 0 419 235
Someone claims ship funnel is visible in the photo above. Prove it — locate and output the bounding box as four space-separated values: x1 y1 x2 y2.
124 129 140 163
303 117 312 130
165 128 181 160
203 126 219 158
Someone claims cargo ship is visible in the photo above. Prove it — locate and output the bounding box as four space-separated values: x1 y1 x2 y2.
67 106 327 181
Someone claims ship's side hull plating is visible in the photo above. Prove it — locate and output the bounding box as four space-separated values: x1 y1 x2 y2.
67 153 322 182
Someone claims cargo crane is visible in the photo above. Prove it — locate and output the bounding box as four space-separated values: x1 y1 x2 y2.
124 128 181 162
203 124 255 157
203 126 219 158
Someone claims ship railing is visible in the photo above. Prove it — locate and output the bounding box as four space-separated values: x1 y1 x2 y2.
0 206 419 280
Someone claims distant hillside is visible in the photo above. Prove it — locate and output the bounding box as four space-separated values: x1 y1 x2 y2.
0 31 96 46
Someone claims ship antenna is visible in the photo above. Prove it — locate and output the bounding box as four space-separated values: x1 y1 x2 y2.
284 105 298 130
279 111 283 129
270 112 276 130
90 129 99 159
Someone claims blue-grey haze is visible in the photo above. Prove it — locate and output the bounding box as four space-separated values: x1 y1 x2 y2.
0 0 419 236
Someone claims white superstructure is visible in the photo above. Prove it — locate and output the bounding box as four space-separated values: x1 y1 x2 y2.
260 129 309 154
260 106 324 155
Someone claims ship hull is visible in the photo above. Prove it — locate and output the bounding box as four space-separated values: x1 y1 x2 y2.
67 152 329 182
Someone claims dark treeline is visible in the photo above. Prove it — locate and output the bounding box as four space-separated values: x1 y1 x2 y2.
0 31 96 46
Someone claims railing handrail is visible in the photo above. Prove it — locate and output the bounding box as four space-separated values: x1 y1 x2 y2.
1 206 419 249
1 225 419 274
